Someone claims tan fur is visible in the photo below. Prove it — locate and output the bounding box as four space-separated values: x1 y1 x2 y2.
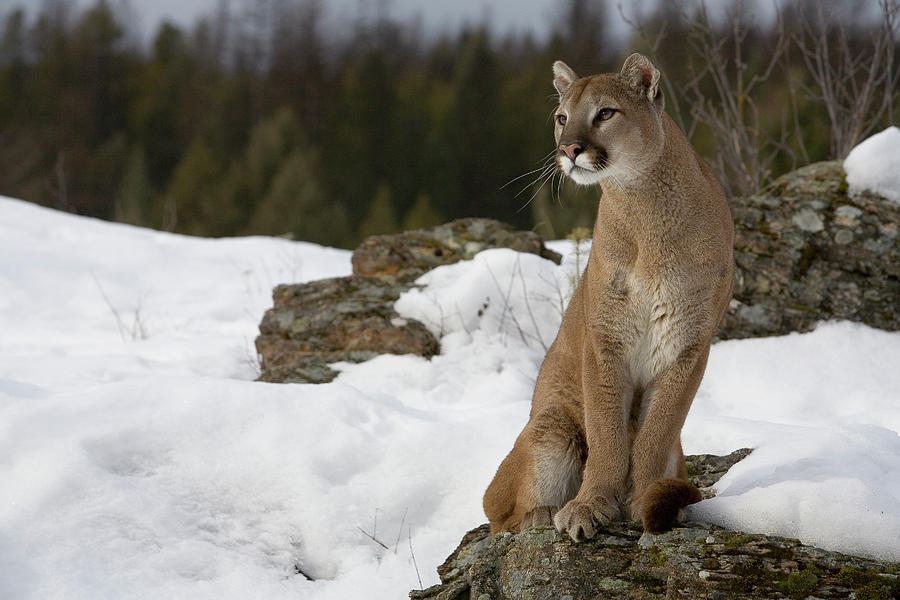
483 54 734 540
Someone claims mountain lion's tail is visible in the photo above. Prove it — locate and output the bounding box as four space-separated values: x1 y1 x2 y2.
640 478 703 534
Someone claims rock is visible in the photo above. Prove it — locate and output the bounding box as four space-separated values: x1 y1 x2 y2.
411 449 900 600
256 276 439 383
352 217 561 283
685 448 753 497
256 218 561 383
721 161 900 339
415 524 900 600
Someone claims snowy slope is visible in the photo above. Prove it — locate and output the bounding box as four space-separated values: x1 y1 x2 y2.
2 129 900 598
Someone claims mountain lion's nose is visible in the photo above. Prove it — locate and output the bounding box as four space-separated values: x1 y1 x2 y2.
559 143 583 160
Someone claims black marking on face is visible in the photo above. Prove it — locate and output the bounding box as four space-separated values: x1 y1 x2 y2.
593 147 609 170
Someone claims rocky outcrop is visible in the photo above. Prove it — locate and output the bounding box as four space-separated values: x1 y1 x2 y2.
721 161 900 339
414 524 899 600
412 449 900 600
255 218 561 383
352 218 561 283
256 276 439 383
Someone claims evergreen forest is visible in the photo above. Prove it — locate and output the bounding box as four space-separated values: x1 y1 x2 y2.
0 0 896 247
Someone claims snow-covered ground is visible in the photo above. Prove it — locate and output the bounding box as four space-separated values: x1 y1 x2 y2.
2 132 899 598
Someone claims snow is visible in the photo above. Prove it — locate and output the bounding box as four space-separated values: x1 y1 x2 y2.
843 125 900 203
686 325 900 557
395 245 586 351
1 188 899 600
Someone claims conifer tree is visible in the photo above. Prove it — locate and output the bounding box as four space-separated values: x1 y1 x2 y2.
402 193 443 231
116 146 153 227
165 136 227 235
358 184 399 239
245 149 350 247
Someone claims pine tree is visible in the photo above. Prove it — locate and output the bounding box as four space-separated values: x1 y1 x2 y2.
115 146 153 227
165 136 228 235
0 9 26 122
358 184 399 239
442 29 503 221
329 50 398 230
244 108 300 199
402 193 443 231
133 21 194 188
245 149 350 247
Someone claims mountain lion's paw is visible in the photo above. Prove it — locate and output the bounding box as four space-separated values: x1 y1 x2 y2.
553 496 618 541
520 506 558 531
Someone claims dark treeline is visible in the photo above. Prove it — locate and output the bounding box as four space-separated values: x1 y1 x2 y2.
0 0 896 247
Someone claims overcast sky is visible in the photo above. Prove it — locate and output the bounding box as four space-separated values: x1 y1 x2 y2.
0 0 573 43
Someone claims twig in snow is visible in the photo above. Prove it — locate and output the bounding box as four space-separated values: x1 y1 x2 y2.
394 507 409 554
515 256 546 351
485 258 548 351
409 526 423 590
357 526 390 550
91 271 148 341
91 271 127 342
294 563 315 581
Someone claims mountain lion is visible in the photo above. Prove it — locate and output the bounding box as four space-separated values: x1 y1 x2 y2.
483 54 734 539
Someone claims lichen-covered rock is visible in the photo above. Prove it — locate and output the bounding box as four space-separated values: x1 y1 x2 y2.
685 448 753 496
721 161 900 339
352 218 562 283
256 218 562 383
412 449 900 600
417 524 900 600
255 276 438 383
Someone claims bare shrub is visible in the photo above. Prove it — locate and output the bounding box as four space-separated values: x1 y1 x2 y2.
621 0 899 197
791 0 900 158
621 0 794 198
91 272 149 342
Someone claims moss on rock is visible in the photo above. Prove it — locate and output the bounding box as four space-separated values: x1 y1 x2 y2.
412 450 900 600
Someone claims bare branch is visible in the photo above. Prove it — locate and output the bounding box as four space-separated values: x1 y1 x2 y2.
624 0 795 197
394 507 408 554
357 526 390 550
793 0 899 157
409 527 423 590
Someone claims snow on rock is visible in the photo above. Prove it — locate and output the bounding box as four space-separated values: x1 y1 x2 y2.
395 247 582 352
682 321 900 561
689 423 900 561
844 126 900 203
1 195 900 600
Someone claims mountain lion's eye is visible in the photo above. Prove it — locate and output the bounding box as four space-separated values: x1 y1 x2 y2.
556 114 567 126
594 108 615 124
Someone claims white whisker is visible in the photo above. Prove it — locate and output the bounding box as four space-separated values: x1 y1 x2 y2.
517 168 557 214
514 163 557 199
501 164 555 190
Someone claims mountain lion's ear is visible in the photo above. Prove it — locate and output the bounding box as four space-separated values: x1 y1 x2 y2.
620 53 663 109
553 61 578 97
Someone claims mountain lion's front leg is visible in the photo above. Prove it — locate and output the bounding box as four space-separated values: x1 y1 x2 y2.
553 343 629 541
629 344 709 531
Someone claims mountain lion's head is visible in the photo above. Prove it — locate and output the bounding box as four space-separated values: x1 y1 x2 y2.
553 53 666 186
